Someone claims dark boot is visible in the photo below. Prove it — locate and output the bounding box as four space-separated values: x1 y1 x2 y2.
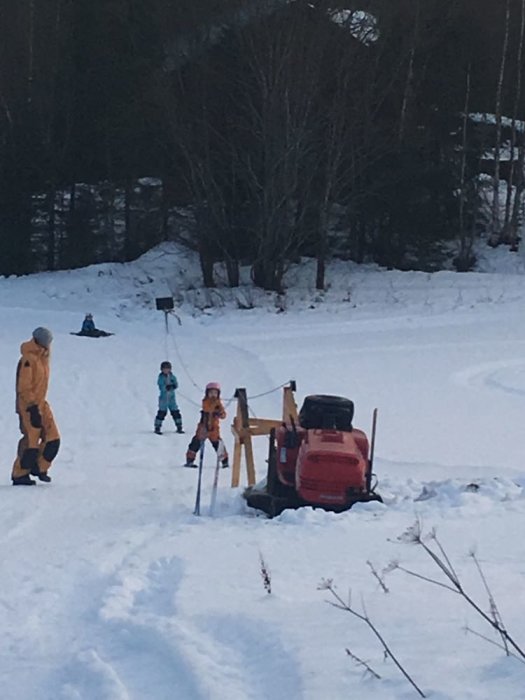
12 474 36 486
155 409 166 435
176 426 185 434
31 466 51 482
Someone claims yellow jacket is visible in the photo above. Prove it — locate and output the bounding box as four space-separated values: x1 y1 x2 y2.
15 339 50 412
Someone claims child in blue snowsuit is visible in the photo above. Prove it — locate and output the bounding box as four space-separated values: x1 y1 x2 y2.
154 361 184 434
81 314 96 333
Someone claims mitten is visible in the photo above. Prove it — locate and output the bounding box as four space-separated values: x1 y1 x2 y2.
27 404 42 429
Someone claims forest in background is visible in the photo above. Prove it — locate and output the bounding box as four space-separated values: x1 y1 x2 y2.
1 0 524 291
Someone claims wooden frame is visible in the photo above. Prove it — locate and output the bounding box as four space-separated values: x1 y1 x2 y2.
230 382 298 487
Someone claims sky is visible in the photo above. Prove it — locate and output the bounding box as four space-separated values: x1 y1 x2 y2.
0 242 524 700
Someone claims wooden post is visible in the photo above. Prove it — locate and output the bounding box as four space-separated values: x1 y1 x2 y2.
282 386 299 427
231 388 253 487
232 438 242 487
231 388 244 488
244 432 256 486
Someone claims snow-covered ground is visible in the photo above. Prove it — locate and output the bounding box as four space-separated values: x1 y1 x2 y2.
1 244 525 700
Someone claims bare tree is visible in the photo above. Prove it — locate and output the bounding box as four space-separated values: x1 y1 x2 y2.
237 1 323 291
489 0 511 245
503 0 525 249
398 1 419 147
455 64 477 270
0 1 42 273
307 7 368 290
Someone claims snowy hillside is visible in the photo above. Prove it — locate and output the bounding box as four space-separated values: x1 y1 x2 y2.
1 244 525 700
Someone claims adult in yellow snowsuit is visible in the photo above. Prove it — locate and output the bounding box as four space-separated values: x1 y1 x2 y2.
12 327 60 485
185 382 229 468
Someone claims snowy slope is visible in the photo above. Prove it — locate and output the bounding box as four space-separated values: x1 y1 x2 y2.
1 244 525 700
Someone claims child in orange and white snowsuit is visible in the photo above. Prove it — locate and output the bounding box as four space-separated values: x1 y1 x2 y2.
185 382 229 468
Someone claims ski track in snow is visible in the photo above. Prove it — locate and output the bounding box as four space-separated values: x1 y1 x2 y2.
452 358 525 397
2 248 525 699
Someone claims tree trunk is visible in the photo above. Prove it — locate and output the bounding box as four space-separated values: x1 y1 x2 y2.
504 0 525 247
63 181 76 267
398 3 419 146
252 257 280 292
27 0 35 105
161 176 169 241
46 187 56 270
489 0 511 245
199 244 215 288
456 65 475 270
316 209 327 291
225 257 239 287
123 176 132 261
510 142 525 249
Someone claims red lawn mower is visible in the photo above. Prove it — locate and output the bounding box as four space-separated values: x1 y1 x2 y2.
244 395 382 517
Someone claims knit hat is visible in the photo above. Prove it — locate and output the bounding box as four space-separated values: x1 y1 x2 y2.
32 327 53 348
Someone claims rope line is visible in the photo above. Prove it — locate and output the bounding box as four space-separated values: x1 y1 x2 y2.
246 381 290 400
161 311 292 411
165 316 204 393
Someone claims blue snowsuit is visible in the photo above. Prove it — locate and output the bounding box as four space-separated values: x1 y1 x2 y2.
81 318 96 333
154 372 183 433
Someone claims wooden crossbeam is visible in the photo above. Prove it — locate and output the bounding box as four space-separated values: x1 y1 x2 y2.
230 382 298 488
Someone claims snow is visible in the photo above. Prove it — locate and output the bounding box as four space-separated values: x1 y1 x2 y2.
469 112 525 132
1 243 525 699
329 9 378 45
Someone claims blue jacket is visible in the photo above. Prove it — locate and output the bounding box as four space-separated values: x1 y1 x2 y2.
157 372 179 402
82 318 96 332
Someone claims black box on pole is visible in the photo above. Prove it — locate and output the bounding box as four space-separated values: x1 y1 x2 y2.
155 297 174 311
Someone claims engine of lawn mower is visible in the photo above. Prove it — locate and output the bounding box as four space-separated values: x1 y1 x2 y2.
276 395 371 507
